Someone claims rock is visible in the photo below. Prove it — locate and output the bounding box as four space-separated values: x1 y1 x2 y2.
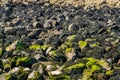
27 29 41 39
57 14 65 21
16 57 37 67
32 21 43 28
11 18 20 25
68 24 79 31
10 67 19 73
5 40 17 52
32 39 43 45
65 48 76 61
50 69 62 76
43 20 57 29
28 70 36 79
33 54 48 61
0 59 3 70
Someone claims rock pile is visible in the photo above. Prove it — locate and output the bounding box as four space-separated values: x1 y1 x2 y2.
0 1 120 80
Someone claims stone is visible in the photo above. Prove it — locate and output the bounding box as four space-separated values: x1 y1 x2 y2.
5 40 18 52
32 21 43 28
43 20 57 29
68 24 79 31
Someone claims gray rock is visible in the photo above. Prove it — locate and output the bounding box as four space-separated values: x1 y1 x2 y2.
32 21 43 28
68 24 79 31
43 20 56 29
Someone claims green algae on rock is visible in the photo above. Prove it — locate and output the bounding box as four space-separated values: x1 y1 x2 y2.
41 44 49 51
0 59 3 70
65 63 85 74
29 44 41 50
0 47 2 56
5 73 18 80
27 71 44 80
16 41 23 49
16 57 36 67
106 70 113 76
4 64 11 72
65 48 76 61
47 75 70 80
79 41 88 49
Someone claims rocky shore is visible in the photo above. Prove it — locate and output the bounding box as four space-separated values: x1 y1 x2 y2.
0 1 120 80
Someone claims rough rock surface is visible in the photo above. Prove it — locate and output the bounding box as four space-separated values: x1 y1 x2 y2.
0 1 120 80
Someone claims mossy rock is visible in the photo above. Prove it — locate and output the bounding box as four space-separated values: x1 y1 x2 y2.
27 71 44 80
64 62 85 74
5 73 18 80
16 41 23 49
4 64 11 72
18 71 29 80
90 64 102 72
49 50 57 56
65 47 76 60
65 48 74 54
67 35 76 41
41 44 49 51
0 59 3 69
10 57 17 68
82 69 93 80
65 41 77 48
89 42 100 48
47 75 70 80
85 58 97 68
0 47 2 56
106 70 113 76
29 44 41 50
16 57 37 67
97 60 111 70
58 44 67 51
79 41 88 49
